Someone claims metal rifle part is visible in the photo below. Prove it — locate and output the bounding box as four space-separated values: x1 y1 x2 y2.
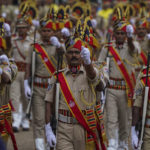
101 32 111 112
53 51 63 150
138 52 150 150
26 28 37 118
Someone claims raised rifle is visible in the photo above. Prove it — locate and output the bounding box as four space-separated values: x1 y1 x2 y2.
138 52 150 150
26 28 36 118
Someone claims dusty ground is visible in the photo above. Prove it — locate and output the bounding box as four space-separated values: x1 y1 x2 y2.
7 127 34 150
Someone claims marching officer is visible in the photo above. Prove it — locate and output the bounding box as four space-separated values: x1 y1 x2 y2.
10 16 32 132
134 17 150 77
24 17 65 149
131 66 150 150
44 34 109 150
98 17 140 149
0 17 18 149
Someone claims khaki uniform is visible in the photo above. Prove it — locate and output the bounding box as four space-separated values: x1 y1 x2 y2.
133 70 150 150
98 41 139 147
45 66 107 150
134 36 149 77
0 59 18 143
10 35 32 128
26 40 57 139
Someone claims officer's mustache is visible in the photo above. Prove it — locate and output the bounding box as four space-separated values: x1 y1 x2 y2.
71 57 78 61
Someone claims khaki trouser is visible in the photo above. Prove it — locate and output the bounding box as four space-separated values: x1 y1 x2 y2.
106 88 131 142
56 121 101 150
10 72 27 113
32 86 47 139
142 128 150 150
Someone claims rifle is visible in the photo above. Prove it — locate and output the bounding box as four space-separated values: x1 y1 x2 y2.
51 50 63 150
138 52 150 150
26 28 36 118
100 32 111 112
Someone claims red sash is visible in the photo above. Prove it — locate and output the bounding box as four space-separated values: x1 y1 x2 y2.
109 46 135 105
34 43 100 150
34 43 56 75
0 103 18 150
140 50 147 65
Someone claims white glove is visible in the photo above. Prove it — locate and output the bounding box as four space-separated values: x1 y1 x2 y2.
50 36 61 48
81 46 91 65
0 54 9 65
32 20 40 27
61 27 70 37
131 126 139 149
45 122 56 148
24 80 31 99
147 34 150 40
0 68 3 75
126 24 134 38
2 12 7 18
14 9 19 15
4 23 11 36
91 19 97 29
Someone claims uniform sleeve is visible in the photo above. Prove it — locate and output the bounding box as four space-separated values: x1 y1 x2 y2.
45 76 56 103
88 65 109 89
133 79 144 107
129 41 141 56
98 45 108 62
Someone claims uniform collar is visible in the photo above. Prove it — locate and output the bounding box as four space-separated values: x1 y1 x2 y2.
64 65 84 75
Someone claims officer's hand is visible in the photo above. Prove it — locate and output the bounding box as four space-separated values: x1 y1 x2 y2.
61 27 70 37
4 23 11 37
131 126 139 149
91 19 97 29
81 46 91 65
32 20 40 28
24 80 31 99
0 54 9 65
45 122 56 148
0 68 3 75
50 36 61 48
126 24 134 38
147 34 150 40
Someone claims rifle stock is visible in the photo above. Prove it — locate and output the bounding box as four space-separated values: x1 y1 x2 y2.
26 28 36 118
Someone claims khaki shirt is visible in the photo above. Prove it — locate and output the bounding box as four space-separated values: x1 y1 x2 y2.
26 40 57 77
11 35 32 62
135 36 149 54
135 36 150 66
98 41 140 79
45 66 104 110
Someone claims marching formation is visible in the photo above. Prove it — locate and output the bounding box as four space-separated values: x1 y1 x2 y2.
1 0 150 150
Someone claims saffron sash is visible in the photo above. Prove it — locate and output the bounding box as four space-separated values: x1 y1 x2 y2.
140 50 147 66
34 43 100 150
109 46 135 106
